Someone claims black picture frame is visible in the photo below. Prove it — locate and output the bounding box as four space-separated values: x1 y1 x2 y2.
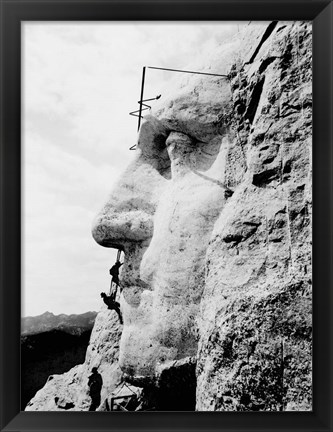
0 1 332 431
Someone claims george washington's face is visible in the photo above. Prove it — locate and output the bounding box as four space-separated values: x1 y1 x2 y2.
92 72 235 383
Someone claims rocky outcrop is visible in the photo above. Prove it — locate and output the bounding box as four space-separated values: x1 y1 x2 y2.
21 328 92 409
25 308 122 411
26 21 312 411
196 21 312 411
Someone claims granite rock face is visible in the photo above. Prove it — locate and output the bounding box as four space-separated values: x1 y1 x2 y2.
196 21 312 411
93 21 312 411
26 21 312 411
92 28 243 385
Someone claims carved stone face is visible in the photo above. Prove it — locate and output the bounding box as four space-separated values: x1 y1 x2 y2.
92 69 236 383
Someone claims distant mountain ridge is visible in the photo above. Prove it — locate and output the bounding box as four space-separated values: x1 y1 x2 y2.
21 311 97 336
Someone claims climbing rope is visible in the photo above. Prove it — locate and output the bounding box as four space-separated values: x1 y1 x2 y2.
117 249 122 262
108 249 123 298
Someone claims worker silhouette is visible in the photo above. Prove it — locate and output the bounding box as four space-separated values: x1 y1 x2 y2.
109 260 123 299
100 292 123 324
88 367 103 411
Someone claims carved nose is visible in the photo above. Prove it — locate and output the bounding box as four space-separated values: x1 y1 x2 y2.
92 160 155 249
92 116 169 250
92 203 154 249
92 150 169 251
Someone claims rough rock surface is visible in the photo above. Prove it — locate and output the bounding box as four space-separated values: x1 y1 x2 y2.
25 308 122 411
196 21 312 412
27 21 312 411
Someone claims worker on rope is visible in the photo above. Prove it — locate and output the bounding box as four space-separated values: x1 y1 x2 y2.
100 292 123 324
109 260 123 300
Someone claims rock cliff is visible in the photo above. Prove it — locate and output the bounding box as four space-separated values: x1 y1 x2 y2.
26 21 312 411
196 21 312 412
25 309 122 411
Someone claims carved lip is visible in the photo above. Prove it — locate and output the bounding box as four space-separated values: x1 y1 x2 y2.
100 242 125 250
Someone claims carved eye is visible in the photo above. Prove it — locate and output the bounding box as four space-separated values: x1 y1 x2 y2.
164 132 225 177
192 138 223 172
151 133 171 180
165 132 194 164
137 117 171 179
153 134 167 151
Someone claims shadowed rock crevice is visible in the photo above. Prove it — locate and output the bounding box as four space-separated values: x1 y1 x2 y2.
143 357 197 410
247 21 279 64
259 56 278 74
252 166 280 187
244 76 265 124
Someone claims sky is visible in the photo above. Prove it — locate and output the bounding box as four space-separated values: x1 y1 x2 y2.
22 21 244 317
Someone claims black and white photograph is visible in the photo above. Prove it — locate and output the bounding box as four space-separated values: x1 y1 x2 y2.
21 21 312 412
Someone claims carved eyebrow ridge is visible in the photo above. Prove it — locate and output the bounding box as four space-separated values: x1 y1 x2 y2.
129 66 229 149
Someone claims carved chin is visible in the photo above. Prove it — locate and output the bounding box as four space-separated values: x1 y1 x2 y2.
119 283 200 383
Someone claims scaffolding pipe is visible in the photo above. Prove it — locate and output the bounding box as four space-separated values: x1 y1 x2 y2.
147 65 228 78
137 66 146 131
